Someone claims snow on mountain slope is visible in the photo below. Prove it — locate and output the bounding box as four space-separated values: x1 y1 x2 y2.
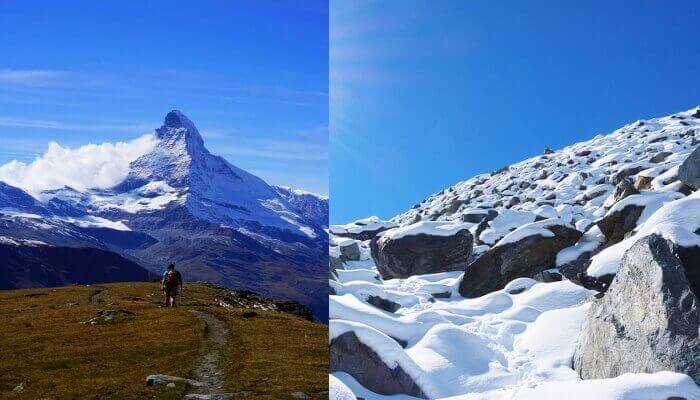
274 185 329 229
0 110 329 320
393 107 699 237
114 110 320 236
329 107 700 398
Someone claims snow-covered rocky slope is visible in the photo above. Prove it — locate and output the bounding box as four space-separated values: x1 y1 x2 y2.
274 185 329 229
0 111 329 319
329 107 700 398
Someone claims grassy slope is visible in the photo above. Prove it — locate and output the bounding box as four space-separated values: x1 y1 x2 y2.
0 282 327 400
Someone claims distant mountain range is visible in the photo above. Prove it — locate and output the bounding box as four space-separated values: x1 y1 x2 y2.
0 111 328 319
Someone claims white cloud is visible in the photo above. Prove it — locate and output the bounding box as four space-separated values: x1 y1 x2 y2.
0 69 70 86
0 134 158 196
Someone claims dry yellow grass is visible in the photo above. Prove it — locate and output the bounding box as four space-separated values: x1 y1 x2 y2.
0 282 327 400
212 308 329 399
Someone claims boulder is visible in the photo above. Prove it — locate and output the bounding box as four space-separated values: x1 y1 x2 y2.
560 260 615 293
339 241 361 261
329 255 343 281
370 223 473 279
330 331 426 398
461 209 498 223
650 151 672 163
611 166 645 185
603 178 639 208
679 145 700 189
634 175 653 190
532 269 562 282
596 204 644 245
330 218 397 241
458 220 582 298
574 235 700 384
367 295 401 313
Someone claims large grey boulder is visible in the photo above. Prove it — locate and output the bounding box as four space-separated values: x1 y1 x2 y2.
330 331 426 398
339 241 361 261
574 234 700 384
459 220 582 298
679 145 700 189
596 205 644 245
370 226 473 279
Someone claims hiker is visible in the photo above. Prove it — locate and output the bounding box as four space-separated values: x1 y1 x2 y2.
162 263 183 307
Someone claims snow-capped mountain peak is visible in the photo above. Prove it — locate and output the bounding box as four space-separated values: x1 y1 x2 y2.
157 109 208 159
108 110 323 234
121 110 212 190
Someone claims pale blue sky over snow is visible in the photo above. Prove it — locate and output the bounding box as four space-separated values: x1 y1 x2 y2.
0 0 328 195
330 0 700 223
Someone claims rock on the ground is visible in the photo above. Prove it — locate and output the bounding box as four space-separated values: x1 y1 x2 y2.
560 261 615 293
679 145 700 189
634 175 653 190
290 392 310 400
329 255 342 281
145 374 205 388
460 209 498 223
339 241 361 261
574 234 700 384
603 178 639 208
370 225 473 279
650 151 672 163
222 290 314 321
596 204 644 245
366 295 401 313
459 220 581 298
330 331 426 398
185 394 241 400
330 217 398 241
81 309 134 325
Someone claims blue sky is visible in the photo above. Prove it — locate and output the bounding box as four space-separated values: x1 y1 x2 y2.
330 0 700 223
0 0 328 195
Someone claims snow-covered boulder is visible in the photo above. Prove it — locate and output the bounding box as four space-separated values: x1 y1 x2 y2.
329 322 428 398
369 221 473 279
460 208 498 223
679 145 700 189
634 175 653 190
596 205 644 245
597 191 685 245
574 234 700 384
459 219 581 298
602 178 638 209
330 217 398 241
338 240 361 261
